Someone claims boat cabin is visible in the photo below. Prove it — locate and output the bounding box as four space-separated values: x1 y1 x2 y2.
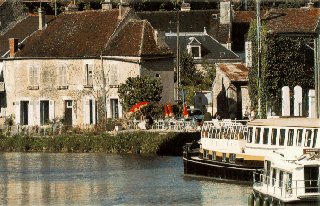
253 148 320 205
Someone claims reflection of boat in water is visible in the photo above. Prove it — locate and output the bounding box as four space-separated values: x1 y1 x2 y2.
183 118 320 183
250 148 320 206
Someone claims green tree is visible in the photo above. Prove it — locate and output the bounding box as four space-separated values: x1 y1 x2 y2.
180 50 203 87
118 76 163 112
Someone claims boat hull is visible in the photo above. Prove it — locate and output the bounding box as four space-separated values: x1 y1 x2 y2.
252 190 320 206
183 151 263 183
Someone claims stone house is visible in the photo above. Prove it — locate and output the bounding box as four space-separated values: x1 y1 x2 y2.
247 7 320 118
0 7 174 126
212 63 249 120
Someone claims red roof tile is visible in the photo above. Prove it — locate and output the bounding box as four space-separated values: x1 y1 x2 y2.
16 10 120 58
263 8 320 34
233 11 256 23
218 63 248 82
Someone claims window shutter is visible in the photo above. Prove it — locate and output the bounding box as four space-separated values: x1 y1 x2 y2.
110 64 118 85
34 66 39 86
49 100 55 121
118 101 123 118
83 99 90 124
63 66 67 86
92 100 96 125
15 101 20 124
28 100 34 125
58 66 63 86
28 66 33 86
35 100 40 125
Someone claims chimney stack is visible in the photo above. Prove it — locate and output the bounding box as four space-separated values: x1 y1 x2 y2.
38 8 45 30
102 0 112 10
154 30 158 45
118 0 129 20
9 38 19 58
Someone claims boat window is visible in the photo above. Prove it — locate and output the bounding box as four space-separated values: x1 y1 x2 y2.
304 166 319 193
279 170 284 188
203 150 209 159
255 127 261 144
229 153 236 163
265 161 271 184
222 153 226 162
279 129 286 146
305 129 312 147
287 129 294 146
271 128 277 145
247 127 253 143
297 129 303 146
287 173 292 194
272 168 276 186
263 128 269 144
312 129 318 148
212 151 216 160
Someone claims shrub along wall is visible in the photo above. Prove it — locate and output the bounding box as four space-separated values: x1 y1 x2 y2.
0 132 200 155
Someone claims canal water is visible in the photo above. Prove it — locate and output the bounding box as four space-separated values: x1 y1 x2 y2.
0 153 251 205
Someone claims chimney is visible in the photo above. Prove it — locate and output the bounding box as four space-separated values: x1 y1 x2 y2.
9 38 19 58
181 3 191 11
226 37 232 50
220 1 232 25
102 0 112 10
38 8 45 30
118 0 129 20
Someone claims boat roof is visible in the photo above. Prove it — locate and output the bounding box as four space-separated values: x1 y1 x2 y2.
248 118 320 128
266 148 320 173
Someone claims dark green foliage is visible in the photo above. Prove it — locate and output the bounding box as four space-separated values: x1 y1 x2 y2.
180 50 203 87
0 132 199 155
247 20 314 118
118 76 163 112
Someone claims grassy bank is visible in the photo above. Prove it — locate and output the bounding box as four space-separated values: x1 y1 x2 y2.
0 131 200 155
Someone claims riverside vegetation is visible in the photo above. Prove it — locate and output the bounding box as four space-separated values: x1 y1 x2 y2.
0 131 200 155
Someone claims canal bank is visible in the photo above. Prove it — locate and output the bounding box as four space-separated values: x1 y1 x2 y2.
0 131 200 155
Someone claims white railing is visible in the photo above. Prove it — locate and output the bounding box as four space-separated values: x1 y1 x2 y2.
201 119 249 140
254 173 320 200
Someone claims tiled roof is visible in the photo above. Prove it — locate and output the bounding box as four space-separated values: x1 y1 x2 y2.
103 20 172 57
233 11 256 23
0 15 55 57
16 10 120 58
137 10 230 44
165 34 241 62
14 9 172 58
263 8 320 34
218 63 248 81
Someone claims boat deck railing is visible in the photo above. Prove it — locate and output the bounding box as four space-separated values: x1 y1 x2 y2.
201 119 249 140
254 173 320 200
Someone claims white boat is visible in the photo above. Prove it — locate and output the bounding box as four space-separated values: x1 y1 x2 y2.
250 148 320 206
183 118 320 182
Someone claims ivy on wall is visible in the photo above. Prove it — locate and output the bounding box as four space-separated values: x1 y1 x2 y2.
247 20 314 118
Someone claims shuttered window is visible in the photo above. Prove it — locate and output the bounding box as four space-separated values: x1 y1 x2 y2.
58 65 67 87
109 64 118 86
85 64 93 87
28 65 39 89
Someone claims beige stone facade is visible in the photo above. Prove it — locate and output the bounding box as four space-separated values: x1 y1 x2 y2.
3 57 174 126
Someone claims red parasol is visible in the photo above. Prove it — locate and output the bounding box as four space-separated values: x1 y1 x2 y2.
183 103 188 118
129 101 150 114
164 104 169 117
167 103 173 117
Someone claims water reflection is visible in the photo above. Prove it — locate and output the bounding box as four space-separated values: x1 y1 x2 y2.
0 153 251 205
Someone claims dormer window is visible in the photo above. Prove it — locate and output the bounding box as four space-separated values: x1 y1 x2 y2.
187 37 201 59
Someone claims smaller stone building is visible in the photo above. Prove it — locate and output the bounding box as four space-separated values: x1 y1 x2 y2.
212 63 249 120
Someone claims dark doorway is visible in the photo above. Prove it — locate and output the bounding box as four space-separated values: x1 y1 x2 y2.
304 166 319 193
40 100 49 125
20 101 29 125
64 100 73 126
